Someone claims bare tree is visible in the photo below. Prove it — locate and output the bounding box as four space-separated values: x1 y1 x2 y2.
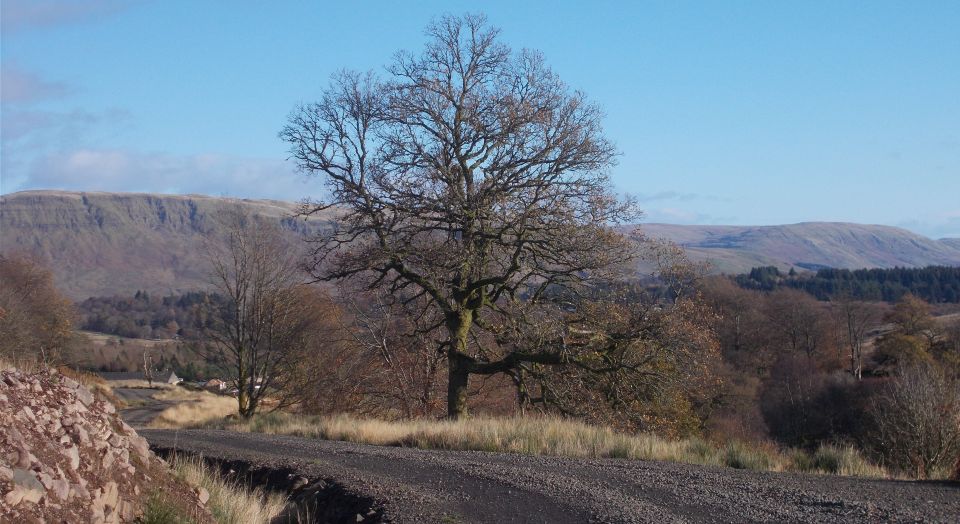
766 288 826 359
142 350 154 387
0 254 75 366
868 363 960 478
342 287 447 417
282 14 638 418
203 212 308 417
831 297 882 380
267 287 378 415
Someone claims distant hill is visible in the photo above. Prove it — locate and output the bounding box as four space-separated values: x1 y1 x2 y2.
2 190 959 298
940 237 960 251
639 223 960 274
0 190 332 299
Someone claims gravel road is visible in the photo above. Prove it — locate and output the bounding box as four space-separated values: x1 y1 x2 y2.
115 387 176 428
141 429 960 523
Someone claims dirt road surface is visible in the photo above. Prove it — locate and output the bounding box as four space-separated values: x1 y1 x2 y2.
141 428 960 523
114 387 176 428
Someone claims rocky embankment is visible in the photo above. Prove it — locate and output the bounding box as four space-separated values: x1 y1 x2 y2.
1 368 213 523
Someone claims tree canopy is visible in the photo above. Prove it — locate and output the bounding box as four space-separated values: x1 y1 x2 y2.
282 14 645 418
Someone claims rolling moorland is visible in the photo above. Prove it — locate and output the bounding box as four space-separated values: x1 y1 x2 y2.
3 190 960 299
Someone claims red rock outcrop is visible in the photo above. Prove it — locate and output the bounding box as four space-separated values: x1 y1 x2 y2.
1 367 211 523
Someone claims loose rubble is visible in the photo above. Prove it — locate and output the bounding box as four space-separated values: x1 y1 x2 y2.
1 367 212 523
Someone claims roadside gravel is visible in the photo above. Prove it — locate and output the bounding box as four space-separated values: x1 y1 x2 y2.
141 429 960 523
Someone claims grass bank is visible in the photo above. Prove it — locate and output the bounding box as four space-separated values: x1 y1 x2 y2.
200 412 889 478
168 454 290 524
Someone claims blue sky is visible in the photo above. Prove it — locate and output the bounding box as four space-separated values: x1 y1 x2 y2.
2 1 958 237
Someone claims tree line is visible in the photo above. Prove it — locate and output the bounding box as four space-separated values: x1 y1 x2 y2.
77 291 223 340
735 265 960 303
700 278 960 477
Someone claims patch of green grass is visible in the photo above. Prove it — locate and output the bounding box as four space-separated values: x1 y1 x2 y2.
139 491 195 524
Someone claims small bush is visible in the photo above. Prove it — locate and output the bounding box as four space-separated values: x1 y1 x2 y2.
788 444 887 478
811 445 843 473
789 449 816 472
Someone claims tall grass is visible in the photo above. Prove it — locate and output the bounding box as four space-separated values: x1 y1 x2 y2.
150 389 238 429
203 413 892 478
169 454 289 524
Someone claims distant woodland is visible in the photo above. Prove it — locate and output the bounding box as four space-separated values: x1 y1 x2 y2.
735 265 960 303
77 291 222 340
76 265 960 344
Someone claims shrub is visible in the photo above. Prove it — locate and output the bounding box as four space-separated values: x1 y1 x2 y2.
868 363 960 479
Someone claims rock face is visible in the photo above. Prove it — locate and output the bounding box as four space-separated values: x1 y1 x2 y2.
0 368 209 523
0 190 334 299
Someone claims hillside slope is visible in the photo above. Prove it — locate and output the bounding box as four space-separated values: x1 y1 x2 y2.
0 191 331 299
640 222 960 274
2 190 959 298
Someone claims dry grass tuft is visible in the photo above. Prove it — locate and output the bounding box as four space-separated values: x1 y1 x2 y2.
203 413 897 479
169 454 288 524
150 389 238 429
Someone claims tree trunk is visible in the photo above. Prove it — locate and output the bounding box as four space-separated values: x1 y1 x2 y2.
447 352 470 419
238 388 250 417
446 311 473 419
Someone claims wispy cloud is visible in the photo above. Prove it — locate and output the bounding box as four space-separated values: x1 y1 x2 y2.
1 0 135 32
643 207 737 225
1 108 125 143
19 148 315 201
0 64 74 104
635 191 700 202
896 211 960 239
633 191 732 203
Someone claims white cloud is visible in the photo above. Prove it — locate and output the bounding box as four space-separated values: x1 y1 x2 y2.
19 148 316 201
